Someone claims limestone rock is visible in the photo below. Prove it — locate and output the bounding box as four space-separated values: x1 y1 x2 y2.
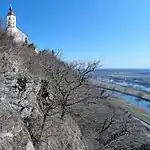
0 105 35 150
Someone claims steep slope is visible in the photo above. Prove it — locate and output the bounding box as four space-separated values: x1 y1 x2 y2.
0 33 88 150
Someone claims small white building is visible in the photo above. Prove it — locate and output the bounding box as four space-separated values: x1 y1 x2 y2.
6 7 28 43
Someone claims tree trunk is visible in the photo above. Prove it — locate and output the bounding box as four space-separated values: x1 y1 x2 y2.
60 105 66 120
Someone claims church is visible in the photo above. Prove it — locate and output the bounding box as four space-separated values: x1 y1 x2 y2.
6 7 28 43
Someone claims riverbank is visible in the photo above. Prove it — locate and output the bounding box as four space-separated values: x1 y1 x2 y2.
70 94 150 150
109 96 150 125
92 79 150 101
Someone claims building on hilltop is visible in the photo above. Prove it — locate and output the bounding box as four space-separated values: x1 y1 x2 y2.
6 7 28 43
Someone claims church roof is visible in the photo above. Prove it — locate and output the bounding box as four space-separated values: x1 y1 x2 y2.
7 7 15 16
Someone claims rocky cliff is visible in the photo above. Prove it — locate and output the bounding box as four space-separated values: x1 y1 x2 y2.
0 38 88 150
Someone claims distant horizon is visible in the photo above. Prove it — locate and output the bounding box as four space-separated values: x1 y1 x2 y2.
100 67 150 69
98 68 150 70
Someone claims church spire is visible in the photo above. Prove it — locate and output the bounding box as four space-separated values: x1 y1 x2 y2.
7 6 15 16
9 6 12 12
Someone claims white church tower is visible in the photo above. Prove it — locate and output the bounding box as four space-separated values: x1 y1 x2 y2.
7 7 16 28
6 7 28 43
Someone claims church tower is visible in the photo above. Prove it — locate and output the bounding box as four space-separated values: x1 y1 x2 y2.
7 7 16 28
6 6 28 43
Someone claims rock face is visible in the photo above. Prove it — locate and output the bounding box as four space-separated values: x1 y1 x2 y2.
32 114 88 150
0 52 37 149
0 106 35 150
26 113 88 150
0 49 88 150
0 52 40 119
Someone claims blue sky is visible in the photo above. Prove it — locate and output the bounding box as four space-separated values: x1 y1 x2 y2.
0 0 150 68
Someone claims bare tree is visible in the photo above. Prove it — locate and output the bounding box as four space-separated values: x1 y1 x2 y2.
101 122 130 150
23 51 111 148
38 57 103 119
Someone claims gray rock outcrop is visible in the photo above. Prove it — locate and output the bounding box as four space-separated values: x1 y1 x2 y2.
0 48 88 150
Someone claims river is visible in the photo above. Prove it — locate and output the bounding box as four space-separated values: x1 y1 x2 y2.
93 69 150 114
113 91 150 114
